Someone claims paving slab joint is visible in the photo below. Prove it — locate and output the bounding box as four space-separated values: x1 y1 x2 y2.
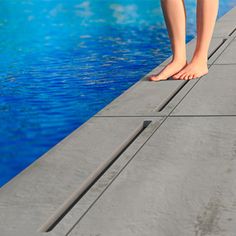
38 120 153 232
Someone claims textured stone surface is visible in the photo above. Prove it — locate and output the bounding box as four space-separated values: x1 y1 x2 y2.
212 20 236 37
171 65 236 115
69 117 236 236
214 39 236 64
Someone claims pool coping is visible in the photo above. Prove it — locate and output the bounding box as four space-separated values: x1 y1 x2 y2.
0 5 236 236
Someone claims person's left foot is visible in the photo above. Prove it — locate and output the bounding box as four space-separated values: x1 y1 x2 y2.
172 58 209 80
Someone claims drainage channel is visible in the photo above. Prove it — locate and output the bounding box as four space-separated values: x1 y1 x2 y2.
38 120 152 232
229 26 236 36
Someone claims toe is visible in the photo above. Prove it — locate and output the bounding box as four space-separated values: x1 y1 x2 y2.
173 73 181 79
148 76 158 81
173 70 184 79
159 75 169 81
181 74 187 80
180 73 187 80
184 74 190 80
172 73 180 79
179 70 188 78
188 74 194 80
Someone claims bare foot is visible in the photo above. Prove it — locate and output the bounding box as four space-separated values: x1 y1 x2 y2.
148 59 187 81
172 57 208 80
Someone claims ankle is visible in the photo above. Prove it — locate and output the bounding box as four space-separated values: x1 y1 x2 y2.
171 56 187 64
191 54 208 64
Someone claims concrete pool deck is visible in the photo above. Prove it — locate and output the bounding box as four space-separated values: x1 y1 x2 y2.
0 5 236 236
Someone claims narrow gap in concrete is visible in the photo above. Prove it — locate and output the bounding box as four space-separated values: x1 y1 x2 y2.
229 26 236 36
157 37 227 112
209 38 228 56
157 81 188 112
38 120 152 233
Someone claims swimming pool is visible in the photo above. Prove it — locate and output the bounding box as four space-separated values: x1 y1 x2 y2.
0 0 236 187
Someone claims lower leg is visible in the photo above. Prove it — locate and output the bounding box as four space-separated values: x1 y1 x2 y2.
173 0 219 80
149 0 187 81
193 0 219 62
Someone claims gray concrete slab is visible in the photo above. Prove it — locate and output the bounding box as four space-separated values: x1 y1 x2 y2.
171 65 236 116
212 20 235 38
0 205 56 236
68 116 236 236
0 116 164 234
214 39 236 64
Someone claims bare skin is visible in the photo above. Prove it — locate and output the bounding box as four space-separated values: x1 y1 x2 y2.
149 0 187 81
173 0 219 80
173 56 209 80
148 59 187 81
149 0 219 82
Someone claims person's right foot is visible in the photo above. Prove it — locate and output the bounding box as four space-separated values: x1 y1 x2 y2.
148 59 187 82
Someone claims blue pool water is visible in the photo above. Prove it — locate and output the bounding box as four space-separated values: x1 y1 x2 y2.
0 0 236 187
